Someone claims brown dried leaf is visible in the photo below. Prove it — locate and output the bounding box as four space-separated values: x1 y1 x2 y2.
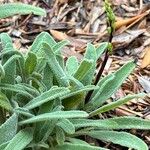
50 29 68 41
115 11 149 30
50 29 86 51
141 47 150 68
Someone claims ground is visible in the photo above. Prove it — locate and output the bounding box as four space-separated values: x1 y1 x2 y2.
0 0 150 149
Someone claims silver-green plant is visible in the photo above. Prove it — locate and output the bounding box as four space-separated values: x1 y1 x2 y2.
0 3 46 19
0 32 149 150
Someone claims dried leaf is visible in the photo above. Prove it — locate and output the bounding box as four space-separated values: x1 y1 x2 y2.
138 76 150 93
50 30 68 41
141 47 150 68
115 11 149 29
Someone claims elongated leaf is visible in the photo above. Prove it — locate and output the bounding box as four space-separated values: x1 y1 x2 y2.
70 118 117 129
25 52 37 75
19 111 89 125
42 64 53 90
2 54 21 94
66 56 79 76
88 61 136 109
42 42 69 87
30 32 56 54
0 92 12 111
86 131 148 150
61 85 98 109
90 74 114 99
56 127 65 145
74 59 93 81
53 40 70 53
104 116 150 130
24 87 70 110
55 143 108 150
4 128 33 150
0 64 5 79
1 50 25 80
0 83 34 98
0 114 18 145
61 85 97 99
57 119 75 134
68 138 90 145
81 43 108 85
0 34 16 98
89 93 145 117
0 3 46 19
84 43 97 61
14 108 34 118
0 142 8 150
87 74 115 110
35 119 57 142
96 42 108 59
0 33 13 52
17 83 40 96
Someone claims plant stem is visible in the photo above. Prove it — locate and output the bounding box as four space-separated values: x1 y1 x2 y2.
85 2 114 104
94 25 113 85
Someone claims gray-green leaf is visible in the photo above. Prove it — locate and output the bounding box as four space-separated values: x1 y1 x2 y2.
0 114 18 145
24 86 70 110
87 131 148 150
0 3 46 19
4 128 33 150
19 111 89 125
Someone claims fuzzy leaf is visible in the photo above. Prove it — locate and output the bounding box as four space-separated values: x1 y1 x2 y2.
0 92 12 111
24 87 70 110
0 83 34 98
42 42 69 87
88 61 136 109
70 119 118 129
61 85 97 99
104 116 150 130
68 138 90 145
84 44 97 61
0 114 18 145
19 111 89 125
53 40 70 53
71 118 117 129
30 32 56 54
56 127 65 145
74 59 93 81
55 143 108 150
0 33 13 52
96 42 108 59
35 119 57 142
61 85 98 108
0 3 46 19
89 93 145 116
0 142 8 150
57 119 75 134
86 131 148 150
4 128 33 150
14 107 34 118
81 42 108 85
25 52 37 75
90 74 114 99
0 64 5 79
42 64 53 90
66 56 79 76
